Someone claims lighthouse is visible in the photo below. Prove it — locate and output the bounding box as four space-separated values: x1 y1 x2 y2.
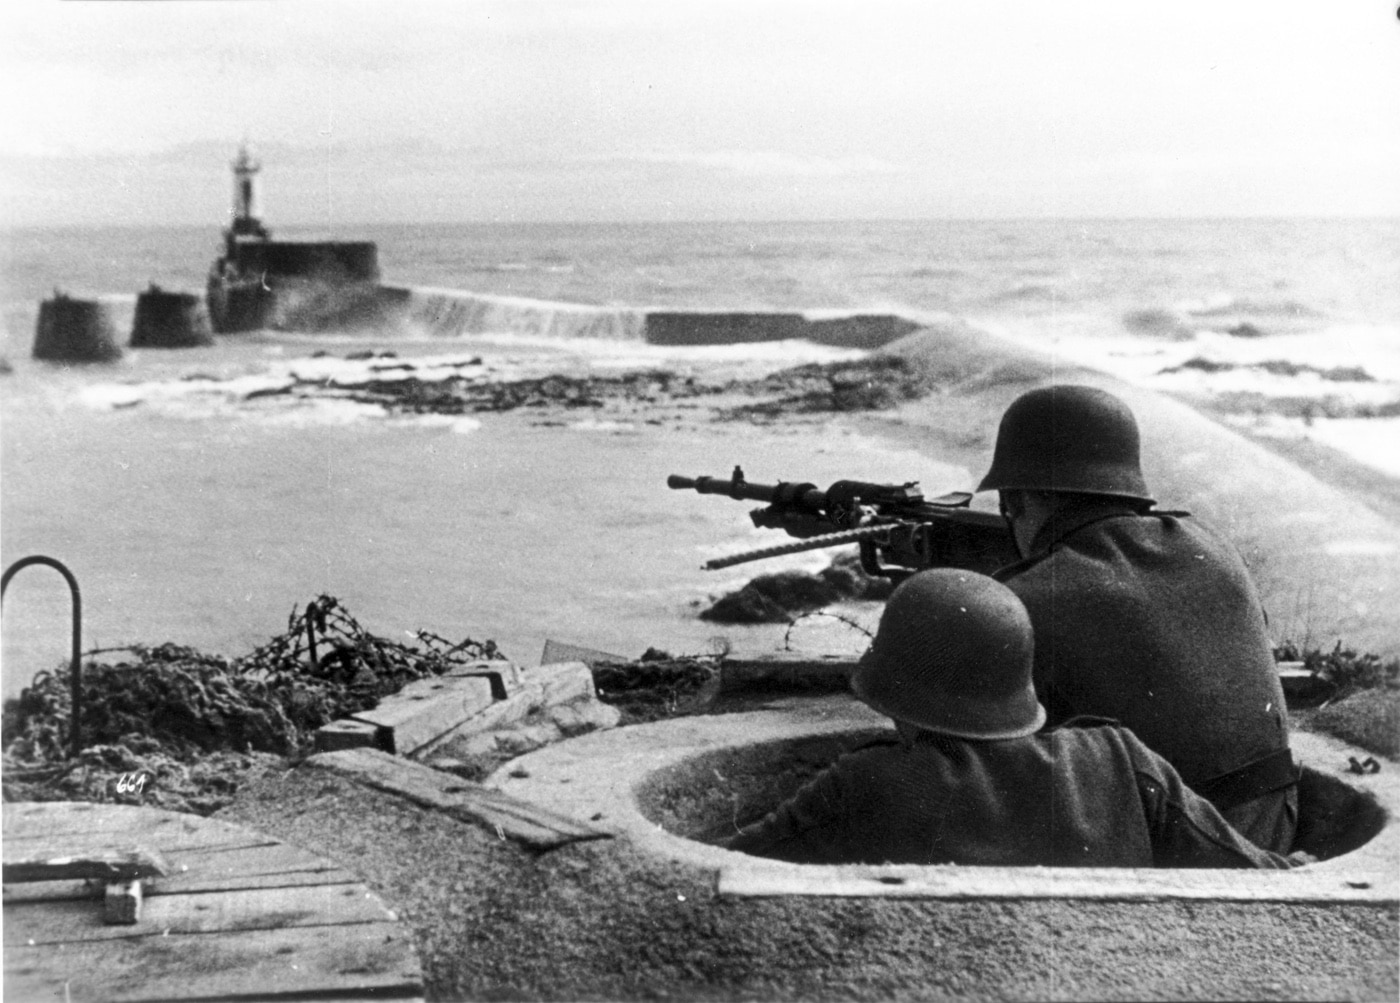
207 144 381 333
229 144 269 240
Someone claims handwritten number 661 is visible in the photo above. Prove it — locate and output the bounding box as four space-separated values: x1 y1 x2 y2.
116 772 151 796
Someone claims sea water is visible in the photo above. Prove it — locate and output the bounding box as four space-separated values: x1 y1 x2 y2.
3 219 1397 698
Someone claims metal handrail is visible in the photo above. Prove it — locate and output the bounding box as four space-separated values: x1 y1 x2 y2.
2 555 83 757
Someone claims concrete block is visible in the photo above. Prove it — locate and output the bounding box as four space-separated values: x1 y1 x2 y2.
533 661 596 706
444 659 524 699
408 678 545 760
352 676 494 755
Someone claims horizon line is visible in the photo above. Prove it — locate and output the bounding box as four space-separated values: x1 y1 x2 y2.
4 214 1399 235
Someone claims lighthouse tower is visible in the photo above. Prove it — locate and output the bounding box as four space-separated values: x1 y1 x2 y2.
229 144 269 240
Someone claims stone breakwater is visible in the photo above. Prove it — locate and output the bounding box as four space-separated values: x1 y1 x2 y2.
384 285 921 349
23 281 924 361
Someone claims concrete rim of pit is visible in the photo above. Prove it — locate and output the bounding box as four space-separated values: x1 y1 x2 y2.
489 696 1399 903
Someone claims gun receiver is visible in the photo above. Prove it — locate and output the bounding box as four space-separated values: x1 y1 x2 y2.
668 466 1018 579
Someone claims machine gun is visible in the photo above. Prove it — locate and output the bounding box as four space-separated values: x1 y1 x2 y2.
667 466 1019 579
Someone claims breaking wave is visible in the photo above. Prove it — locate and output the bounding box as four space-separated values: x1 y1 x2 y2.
386 286 922 350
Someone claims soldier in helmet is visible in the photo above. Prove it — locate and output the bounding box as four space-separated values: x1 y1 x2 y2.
977 384 1296 853
721 569 1303 868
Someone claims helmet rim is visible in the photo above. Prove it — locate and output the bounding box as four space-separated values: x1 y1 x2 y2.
975 385 1154 502
850 569 1046 740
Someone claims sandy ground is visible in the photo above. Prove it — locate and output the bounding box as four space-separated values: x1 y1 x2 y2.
221 762 1398 1002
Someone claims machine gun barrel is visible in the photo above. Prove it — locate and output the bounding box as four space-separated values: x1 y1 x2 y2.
666 472 828 512
667 467 924 524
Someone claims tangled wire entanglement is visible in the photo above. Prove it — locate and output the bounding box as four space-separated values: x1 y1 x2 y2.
1 596 502 814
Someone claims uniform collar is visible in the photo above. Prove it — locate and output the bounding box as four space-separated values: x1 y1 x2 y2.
1027 498 1147 558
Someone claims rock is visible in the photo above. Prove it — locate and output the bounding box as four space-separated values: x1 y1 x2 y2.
700 585 792 623
493 721 563 756
549 700 622 737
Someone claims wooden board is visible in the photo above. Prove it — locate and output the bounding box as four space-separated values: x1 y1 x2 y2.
720 651 856 693
5 833 356 905
1 825 269 858
540 638 629 667
6 881 392 945
3 848 171 883
4 921 422 1002
3 801 212 841
4 867 354 905
304 747 611 850
3 802 424 1001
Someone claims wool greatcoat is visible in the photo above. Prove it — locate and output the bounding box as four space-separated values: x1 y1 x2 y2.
995 501 1297 853
720 722 1295 868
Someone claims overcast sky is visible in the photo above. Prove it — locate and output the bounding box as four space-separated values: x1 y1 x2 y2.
1 0 1397 227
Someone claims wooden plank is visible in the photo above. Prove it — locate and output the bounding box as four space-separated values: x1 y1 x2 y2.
2 826 270 859
3 801 212 841
4 848 171 883
540 638 628 667
352 676 494 754
4 867 354 904
720 651 855 694
4 920 423 1002
5 841 352 903
172 840 348 881
304 747 611 850
314 717 383 752
5 881 393 946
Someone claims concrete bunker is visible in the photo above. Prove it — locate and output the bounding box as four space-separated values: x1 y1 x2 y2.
494 701 1397 903
636 730 1388 864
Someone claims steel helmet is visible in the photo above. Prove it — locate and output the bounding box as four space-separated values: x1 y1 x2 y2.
851 569 1045 740
976 385 1154 502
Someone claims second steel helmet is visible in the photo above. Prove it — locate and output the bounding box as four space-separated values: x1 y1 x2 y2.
975 385 1154 502
851 569 1045 740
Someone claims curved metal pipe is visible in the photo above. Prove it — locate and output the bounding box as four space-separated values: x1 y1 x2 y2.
2 555 83 757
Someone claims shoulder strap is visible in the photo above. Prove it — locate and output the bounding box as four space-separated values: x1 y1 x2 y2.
1194 747 1299 811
